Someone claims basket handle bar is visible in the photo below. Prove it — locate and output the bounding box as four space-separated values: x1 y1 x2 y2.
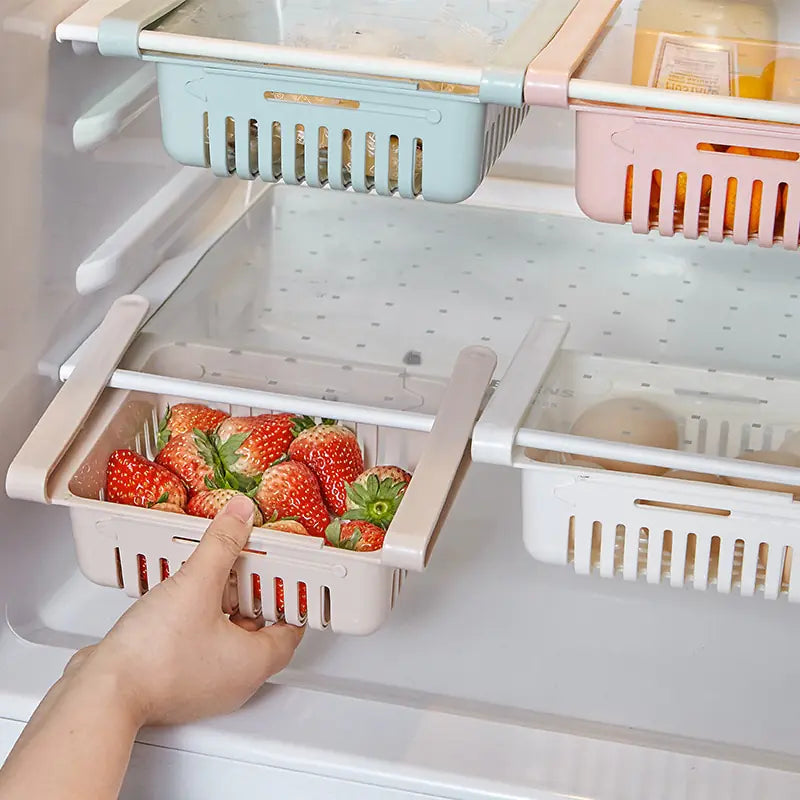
524 0 621 107
471 318 569 467
6 295 149 504
381 346 497 572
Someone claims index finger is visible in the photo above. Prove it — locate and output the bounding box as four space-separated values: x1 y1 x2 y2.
181 495 257 595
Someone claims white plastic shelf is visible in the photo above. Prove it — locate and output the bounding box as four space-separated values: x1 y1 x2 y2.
139 184 800 390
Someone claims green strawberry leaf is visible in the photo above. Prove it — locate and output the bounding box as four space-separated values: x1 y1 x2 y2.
216 432 250 471
325 520 341 547
156 406 172 452
148 491 170 508
341 509 368 521
321 418 338 427
290 415 316 437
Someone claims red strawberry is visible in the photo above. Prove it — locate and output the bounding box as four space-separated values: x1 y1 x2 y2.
288 418 364 515
216 413 295 476
252 574 308 620
254 459 330 537
106 449 187 508
155 430 216 495
343 466 412 529
325 519 385 552
151 502 186 514
157 403 229 449
261 518 311 536
187 489 263 525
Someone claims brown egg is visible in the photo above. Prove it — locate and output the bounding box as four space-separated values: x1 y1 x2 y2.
725 450 800 496
569 398 678 475
663 469 726 485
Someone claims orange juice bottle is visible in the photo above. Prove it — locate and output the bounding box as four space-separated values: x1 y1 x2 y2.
632 0 777 97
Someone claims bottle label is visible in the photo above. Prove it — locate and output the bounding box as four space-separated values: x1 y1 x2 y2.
650 34 737 96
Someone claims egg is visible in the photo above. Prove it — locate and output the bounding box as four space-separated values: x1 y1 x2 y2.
663 469 726 485
569 398 678 475
725 450 800 496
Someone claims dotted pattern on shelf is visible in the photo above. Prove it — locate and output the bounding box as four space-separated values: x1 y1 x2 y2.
145 185 800 386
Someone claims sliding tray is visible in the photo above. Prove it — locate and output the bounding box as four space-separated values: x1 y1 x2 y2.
56 0 617 201
6 295 496 634
473 318 800 601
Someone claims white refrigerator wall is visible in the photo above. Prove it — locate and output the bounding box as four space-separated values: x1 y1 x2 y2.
0 0 178 609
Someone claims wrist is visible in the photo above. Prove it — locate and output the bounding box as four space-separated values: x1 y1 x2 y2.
63 646 148 732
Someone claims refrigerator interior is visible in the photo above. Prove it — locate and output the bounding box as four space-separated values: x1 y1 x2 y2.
4 0 800 797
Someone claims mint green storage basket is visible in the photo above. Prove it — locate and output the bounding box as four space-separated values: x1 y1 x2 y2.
157 62 528 202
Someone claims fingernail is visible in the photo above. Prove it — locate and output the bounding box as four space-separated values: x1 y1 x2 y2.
222 494 256 524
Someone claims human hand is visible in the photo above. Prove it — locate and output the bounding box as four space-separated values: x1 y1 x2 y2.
71 494 304 728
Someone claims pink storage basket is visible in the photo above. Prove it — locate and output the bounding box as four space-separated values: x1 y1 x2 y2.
574 107 800 249
523 0 800 249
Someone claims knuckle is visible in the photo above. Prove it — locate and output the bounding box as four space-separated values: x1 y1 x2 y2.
208 523 246 559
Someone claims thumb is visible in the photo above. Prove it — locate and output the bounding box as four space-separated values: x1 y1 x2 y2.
182 494 256 594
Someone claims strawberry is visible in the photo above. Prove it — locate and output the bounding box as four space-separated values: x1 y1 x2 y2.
252 575 308 620
216 413 295 476
343 466 412 529
157 428 260 497
325 519 385 552
261 517 311 536
106 449 187 508
288 418 364 515
187 489 264 526
155 430 216 495
151 501 186 514
157 403 228 449
254 459 330 537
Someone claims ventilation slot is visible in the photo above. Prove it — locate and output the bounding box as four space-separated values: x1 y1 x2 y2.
649 170 662 227
365 131 376 191
114 547 123 588
321 586 331 627
782 546 793 594
638 527 649 577
684 533 697 584
662 530 673 579
252 574 263 616
160 558 170 581
731 538 746 588
567 515 576 563
274 577 285 621
225 117 236 174
202 112 210 167
413 138 423 196
137 554 149 594
318 126 329 184
294 125 305 182
297 582 308 624
776 183 788 242
342 129 352 188
590 521 602 572
614 524 625 574
389 134 399 192
624 165 634 222
248 119 259 177
708 535 721 585
757 542 769 591
272 122 282 180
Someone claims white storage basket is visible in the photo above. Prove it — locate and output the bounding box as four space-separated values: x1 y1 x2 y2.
7 296 496 634
472 319 800 601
